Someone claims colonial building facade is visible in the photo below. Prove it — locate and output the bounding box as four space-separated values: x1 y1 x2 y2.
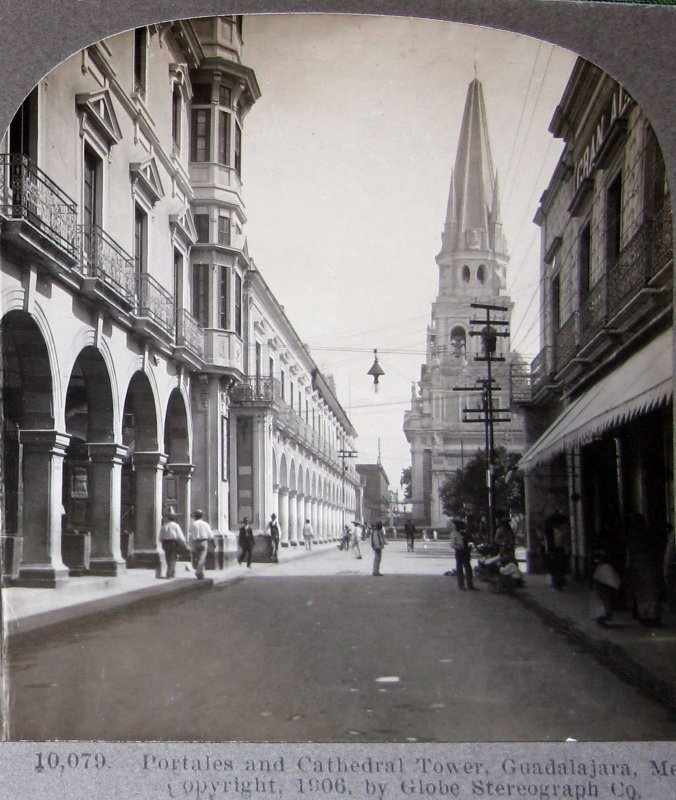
403 78 526 529
1 17 358 587
518 58 673 581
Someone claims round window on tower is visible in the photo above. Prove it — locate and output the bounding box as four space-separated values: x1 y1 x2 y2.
462 264 470 283
477 264 486 284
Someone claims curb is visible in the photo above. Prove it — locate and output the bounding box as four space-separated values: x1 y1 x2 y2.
5 542 336 645
510 588 676 711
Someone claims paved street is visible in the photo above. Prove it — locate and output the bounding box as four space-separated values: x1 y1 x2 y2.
7 541 676 741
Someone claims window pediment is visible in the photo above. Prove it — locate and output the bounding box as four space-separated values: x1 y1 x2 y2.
76 89 122 148
130 157 164 206
169 206 197 247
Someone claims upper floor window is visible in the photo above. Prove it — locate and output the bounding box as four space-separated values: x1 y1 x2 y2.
133 28 147 95
218 266 228 329
172 84 182 150
82 145 103 260
195 213 210 243
234 122 242 178
644 127 667 220
218 214 231 246
134 205 148 273
234 272 242 336
551 272 562 332
191 108 211 162
269 356 274 378
578 222 592 302
192 264 210 328
280 369 286 400
605 172 623 267
9 88 38 160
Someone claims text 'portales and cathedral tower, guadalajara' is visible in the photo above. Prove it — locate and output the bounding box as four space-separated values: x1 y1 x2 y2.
404 77 525 529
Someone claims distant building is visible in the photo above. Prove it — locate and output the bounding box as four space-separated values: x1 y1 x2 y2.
356 463 391 525
0 17 357 586
403 77 526 529
517 58 672 578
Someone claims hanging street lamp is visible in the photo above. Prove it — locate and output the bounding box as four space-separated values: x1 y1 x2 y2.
367 349 385 393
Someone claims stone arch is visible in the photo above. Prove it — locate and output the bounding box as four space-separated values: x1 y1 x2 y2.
279 452 288 489
450 325 467 359
122 371 159 452
271 448 278 487
1 310 56 541
164 387 191 463
289 458 297 492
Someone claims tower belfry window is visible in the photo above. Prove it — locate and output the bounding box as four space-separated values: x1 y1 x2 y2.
133 28 147 95
462 265 471 283
477 264 486 284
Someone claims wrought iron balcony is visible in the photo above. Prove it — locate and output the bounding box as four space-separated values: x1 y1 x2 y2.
649 200 672 279
136 273 176 338
579 275 607 346
176 309 204 359
0 154 78 258
607 227 650 319
230 376 281 404
554 312 578 372
531 346 554 394
77 223 136 304
508 361 532 404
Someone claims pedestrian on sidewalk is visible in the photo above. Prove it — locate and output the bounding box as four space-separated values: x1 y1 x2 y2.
450 519 477 591
338 525 351 552
589 548 621 626
494 515 516 562
159 509 187 579
371 520 387 576
267 513 280 562
302 519 314 550
544 510 569 590
238 517 255 568
404 520 416 552
349 524 362 559
188 509 213 580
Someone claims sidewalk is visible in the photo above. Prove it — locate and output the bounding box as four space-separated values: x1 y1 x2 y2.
507 572 676 710
2 541 327 641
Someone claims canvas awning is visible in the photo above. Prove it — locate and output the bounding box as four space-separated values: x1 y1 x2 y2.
520 329 673 471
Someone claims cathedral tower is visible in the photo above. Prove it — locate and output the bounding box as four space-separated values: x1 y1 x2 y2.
403 78 525 528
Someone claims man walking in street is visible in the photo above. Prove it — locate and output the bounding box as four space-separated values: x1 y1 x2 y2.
238 517 255 568
302 518 314 550
267 513 280 562
159 509 186 579
371 520 386 576
450 518 477 591
188 509 213 580
404 519 416 552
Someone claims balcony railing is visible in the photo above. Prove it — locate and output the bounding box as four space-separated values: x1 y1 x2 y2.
0 154 78 257
230 376 281 404
137 273 175 337
607 227 650 319
77 223 136 303
508 362 532 404
531 346 554 394
579 274 607 346
650 200 672 279
554 312 578 372
176 309 204 358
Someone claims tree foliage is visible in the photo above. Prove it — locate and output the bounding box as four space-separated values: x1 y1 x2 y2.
439 447 524 519
400 466 412 503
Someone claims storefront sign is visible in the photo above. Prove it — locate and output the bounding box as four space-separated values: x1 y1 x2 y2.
574 85 632 191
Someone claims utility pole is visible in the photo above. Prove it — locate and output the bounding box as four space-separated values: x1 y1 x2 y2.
453 302 511 542
338 435 358 534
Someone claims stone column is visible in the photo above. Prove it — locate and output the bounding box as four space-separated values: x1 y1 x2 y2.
88 442 129 575
311 498 319 539
288 490 297 547
274 485 286 545
131 451 168 569
278 488 289 543
166 463 194 535
294 493 304 546
17 430 70 587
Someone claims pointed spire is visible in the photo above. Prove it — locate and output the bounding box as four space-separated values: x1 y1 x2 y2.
439 78 506 259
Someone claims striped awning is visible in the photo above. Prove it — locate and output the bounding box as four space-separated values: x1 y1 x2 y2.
520 329 673 471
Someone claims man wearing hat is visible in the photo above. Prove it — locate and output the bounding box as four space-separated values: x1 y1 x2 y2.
188 509 214 580
238 517 255 568
159 507 187 579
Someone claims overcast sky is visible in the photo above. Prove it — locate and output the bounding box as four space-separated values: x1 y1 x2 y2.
240 13 577 492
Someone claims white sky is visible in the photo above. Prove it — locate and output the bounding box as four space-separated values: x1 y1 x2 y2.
241 13 577 492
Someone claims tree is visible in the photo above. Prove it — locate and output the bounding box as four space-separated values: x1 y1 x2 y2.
438 447 524 521
400 466 412 503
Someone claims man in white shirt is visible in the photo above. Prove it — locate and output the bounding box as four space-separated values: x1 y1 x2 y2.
188 509 213 580
159 510 186 579
302 519 314 550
